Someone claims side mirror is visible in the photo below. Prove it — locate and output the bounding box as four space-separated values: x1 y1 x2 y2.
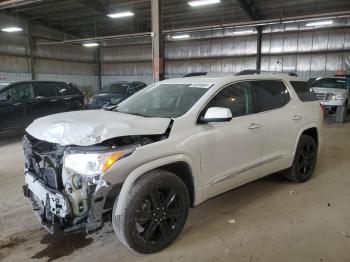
199 107 232 123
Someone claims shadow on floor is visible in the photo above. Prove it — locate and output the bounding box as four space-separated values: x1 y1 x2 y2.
0 135 23 146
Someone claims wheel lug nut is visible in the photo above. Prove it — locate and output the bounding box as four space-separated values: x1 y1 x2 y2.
163 212 166 215
153 213 156 216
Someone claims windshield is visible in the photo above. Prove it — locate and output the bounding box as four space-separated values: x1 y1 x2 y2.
310 78 347 90
115 83 211 118
99 83 128 94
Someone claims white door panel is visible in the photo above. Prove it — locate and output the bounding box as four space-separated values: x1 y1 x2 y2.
198 114 261 188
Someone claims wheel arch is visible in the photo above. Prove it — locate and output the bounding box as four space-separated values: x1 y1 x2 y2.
293 125 320 155
114 154 199 216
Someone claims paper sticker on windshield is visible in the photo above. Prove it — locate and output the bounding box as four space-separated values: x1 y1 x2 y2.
189 83 213 89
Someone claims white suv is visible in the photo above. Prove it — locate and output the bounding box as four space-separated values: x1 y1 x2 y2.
23 74 323 253
310 77 350 122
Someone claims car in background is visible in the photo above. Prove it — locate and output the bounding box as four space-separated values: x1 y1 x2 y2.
309 77 350 122
89 81 147 109
0 80 84 137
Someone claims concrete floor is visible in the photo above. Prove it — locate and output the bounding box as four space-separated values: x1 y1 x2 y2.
1 120 350 262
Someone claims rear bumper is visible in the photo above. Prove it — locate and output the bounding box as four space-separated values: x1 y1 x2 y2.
320 100 345 107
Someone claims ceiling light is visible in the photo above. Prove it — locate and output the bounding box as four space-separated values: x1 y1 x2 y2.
171 34 191 40
233 29 255 35
107 11 134 18
306 20 333 27
188 0 221 7
83 42 99 47
1 26 23 32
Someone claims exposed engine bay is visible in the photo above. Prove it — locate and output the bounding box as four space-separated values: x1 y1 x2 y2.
22 123 172 235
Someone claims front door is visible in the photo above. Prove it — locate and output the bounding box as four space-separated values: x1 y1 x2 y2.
0 83 34 135
198 81 262 197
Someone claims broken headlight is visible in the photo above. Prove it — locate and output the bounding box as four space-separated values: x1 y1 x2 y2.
63 148 135 177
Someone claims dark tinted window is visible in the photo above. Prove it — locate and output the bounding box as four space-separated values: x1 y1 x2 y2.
7 83 34 101
33 82 57 97
56 83 80 96
205 82 254 118
252 80 290 112
290 81 318 102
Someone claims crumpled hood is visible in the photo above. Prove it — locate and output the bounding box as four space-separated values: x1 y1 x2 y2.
26 110 171 146
312 87 348 97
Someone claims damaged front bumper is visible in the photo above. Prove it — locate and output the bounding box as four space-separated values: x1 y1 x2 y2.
22 134 122 235
23 170 121 235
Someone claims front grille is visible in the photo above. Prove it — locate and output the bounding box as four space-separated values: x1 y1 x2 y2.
315 92 332 101
23 134 65 190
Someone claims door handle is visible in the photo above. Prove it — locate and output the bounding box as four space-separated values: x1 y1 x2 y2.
248 123 260 129
50 99 58 102
35 96 44 99
292 115 302 120
13 103 23 106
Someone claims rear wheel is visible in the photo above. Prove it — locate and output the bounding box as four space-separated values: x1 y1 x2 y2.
284 134 317 182
112 169 190 254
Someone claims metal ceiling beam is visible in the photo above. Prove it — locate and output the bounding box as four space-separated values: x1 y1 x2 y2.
0 0 42 10
236 0 260 20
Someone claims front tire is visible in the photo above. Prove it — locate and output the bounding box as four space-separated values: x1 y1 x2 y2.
284 134 317 182
112 169 190 254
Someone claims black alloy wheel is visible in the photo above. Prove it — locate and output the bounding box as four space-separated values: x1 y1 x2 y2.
284 134 318 182
113 169 190 254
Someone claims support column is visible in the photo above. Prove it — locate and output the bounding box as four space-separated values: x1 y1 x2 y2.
27 21 36 80
97 46 102 90
151 0 164 82
256 26 262 71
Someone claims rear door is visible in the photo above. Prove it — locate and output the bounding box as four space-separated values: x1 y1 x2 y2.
0 82 34 134
29 82 61 120
55 82 84 111
250 80 297 176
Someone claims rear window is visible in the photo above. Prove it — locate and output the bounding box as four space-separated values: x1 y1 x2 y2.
290 81 318 102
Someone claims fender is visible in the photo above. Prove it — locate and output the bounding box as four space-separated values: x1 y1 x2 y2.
292 123 321 155
114 154 201 216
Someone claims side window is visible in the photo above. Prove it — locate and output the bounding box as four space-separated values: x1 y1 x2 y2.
290 81 318 102
204 82 254 118
56 83 79 96
33 82 57 98
7 83 34 101
252 80 290 112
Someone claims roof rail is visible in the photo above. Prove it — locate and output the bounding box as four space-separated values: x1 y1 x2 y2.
183 72 207 77
236 70 298 77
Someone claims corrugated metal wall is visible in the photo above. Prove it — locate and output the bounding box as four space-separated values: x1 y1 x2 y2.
101 19 350 81
1 13 350 89
0 12 99 91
